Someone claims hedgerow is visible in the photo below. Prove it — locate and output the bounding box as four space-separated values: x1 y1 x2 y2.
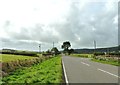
2 56 62 84
2 56 51 77
1 50 38 57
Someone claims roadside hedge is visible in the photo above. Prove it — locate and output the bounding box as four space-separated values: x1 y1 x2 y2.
94 52 105 56
94 52 120 56
1 51 38 57
2 56 51 77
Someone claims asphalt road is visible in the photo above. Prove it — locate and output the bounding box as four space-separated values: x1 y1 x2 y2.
62 56 119 83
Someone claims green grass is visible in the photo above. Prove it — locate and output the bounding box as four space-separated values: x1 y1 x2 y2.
0 54 37 62
2 56 62 84
91 58 119 66
71 54 93 58
72 54 119 66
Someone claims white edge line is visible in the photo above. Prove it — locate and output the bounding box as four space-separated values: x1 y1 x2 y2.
81 62 90 66
62 60 69 84
98 68 120 78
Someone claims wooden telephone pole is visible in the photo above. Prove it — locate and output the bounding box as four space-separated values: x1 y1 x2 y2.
93 40 96 53
39 44 41 53
53 42 54 48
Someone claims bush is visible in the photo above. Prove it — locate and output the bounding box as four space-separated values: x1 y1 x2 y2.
2 56 51 77
1 51 38 57
94 52 105 56
109 52 120 55
73 54 89 58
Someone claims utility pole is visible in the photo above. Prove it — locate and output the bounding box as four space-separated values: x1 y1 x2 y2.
39 44 41 53
93 40 96 53
53 42 54 48
107 48 109 55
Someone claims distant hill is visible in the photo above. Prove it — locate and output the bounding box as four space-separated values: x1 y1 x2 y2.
74 46 119 54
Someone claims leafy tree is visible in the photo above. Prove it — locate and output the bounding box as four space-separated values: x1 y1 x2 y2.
46 49 51 54
68 49 74 55
61 41 71 50
61 41 71 54
51 47 59 55
118 45 120 51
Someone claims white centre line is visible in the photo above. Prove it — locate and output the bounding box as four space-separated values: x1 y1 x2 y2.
98 68 120 78
62 60 69 85
81 62 90 66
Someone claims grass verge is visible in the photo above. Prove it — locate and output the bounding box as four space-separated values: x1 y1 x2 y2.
91 58 119 66
2 55 62 84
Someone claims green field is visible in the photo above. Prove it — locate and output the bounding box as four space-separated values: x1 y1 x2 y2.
71 54 119 66
0 54 37 62
71 54 93 58
91 58 119 66
2 56 62 83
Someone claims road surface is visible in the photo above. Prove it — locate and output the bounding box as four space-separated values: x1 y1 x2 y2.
62 56 119 84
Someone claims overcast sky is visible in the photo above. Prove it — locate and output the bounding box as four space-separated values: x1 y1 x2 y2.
0 0 119 51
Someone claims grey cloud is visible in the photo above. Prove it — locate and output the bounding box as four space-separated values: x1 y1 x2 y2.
51 1 118 48
10 27 32 40
118 1 120 45
1 38 39 51
1 1 118 51
4 21 11 27
3 23 59 44
0 37 11 43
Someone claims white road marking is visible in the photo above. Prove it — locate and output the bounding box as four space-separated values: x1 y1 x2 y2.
62 60 69 85
81 62 90 66
98 68 120 78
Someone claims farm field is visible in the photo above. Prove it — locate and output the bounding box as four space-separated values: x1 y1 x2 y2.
71 54 119 66
91 57 119 66
71 54 93 58
2 56 62 84
0 54 37 62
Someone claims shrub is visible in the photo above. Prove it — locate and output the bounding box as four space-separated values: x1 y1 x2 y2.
109 52 120 56
94 52 105 56
2 56 51 77
1 50 38 57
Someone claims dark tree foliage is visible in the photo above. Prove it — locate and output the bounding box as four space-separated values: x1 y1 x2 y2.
68 49 74 55
51 47 59 55
61 41 71 51
61 41 74 55
1 49 37 57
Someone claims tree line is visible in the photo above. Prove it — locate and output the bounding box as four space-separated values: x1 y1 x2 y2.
45 41 74 56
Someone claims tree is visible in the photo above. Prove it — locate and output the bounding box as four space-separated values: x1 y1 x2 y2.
68 49 74 55
51 47 59 55
61 41 71 54
61 41 71 50
46 49 51 54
